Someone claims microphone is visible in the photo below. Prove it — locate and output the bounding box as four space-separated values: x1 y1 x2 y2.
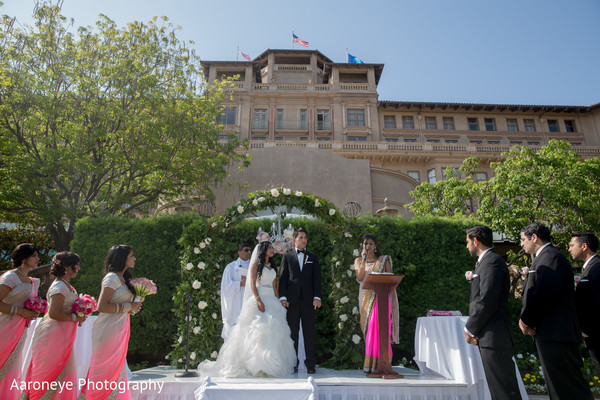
362 253 367 261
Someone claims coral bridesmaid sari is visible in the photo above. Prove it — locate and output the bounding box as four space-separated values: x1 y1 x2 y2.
22 280 78 399
78 273 133 400
0 271 39 400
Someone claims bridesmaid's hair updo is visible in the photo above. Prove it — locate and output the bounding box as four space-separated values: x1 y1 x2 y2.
361 234 381 258
256 241 273 281
104 245 135 295
50 251 80 277
11 243 39 267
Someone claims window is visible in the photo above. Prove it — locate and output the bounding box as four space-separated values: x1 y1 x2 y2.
384 115 397 129
347 136 367 141
564 120 577 132
347 109 365 126
524 119 536 132
385 138 398 142
488 140 500 144
443 117 455 130
510 140 522 145
425 116 437 130
547 119 559 132
316 109 330 130
219 107 237 125
300 109 308 130
468 118 479 131
276 109 284 129
299 136 308 141
528 141 540 145
407 171 420 182
506 118 519 132
403 138 417 143
426 139 440 143
316 136 331 141
475 172 488 182
427 169 437 184
252 109 267 130
443 167 459 180
402 116 415 129
484 118 496 131
470 140 483 144
445 139 458 143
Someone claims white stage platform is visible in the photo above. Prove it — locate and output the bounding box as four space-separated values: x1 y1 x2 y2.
129 365 470 400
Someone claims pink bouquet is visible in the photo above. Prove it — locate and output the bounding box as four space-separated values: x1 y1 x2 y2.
130 277 157 302
24 296 48 326
72 294 98 317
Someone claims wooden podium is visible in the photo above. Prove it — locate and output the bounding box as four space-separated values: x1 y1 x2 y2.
362 273 404 379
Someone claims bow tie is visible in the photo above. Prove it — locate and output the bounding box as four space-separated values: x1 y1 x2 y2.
297 249 306 255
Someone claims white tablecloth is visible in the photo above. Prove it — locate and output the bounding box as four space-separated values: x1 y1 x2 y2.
195 376 317 400
414 316 527 400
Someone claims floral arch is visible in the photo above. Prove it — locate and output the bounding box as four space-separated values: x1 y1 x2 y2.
170 188 365 369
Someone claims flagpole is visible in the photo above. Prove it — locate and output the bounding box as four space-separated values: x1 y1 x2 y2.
236 45 239 61
346 48 349 63
291 30 294 49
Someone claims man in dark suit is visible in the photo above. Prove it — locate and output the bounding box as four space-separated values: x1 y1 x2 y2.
464 225 521 400
519 222 592 400
569 231 600 375
279 227 321 374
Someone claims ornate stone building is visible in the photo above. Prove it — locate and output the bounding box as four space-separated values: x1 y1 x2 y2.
168 49 600 217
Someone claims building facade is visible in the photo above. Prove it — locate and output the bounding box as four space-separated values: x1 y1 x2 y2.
165 49 600 217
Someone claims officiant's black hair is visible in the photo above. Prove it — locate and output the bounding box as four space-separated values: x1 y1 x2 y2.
466 225 493 248
104 245 135 295
361 234 381 257
256 241 273 281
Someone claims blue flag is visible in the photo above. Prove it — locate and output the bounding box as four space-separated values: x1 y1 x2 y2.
348 53 364 64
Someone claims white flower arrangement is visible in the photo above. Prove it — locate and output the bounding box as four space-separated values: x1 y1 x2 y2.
315 199 321 207
192 280 201 289
295 191 302 196
340 314 348 321
283 188 291 195
252 199 258 206
329 209 335 215
185 262 194 271
270 188 280 197
352 334 361 344
340 296 349 304
197 262 206 270
211 351 218 359
193 326 201 335
198 301 208 310
193 247 200 254
237 205 244 213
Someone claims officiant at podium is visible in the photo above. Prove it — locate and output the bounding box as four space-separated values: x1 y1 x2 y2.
220 242 252 339
354 234 399 374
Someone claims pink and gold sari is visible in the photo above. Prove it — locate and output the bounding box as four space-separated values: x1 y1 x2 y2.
22 280 78 400
0 272 39 400
78 273 133 400
357 255 399 373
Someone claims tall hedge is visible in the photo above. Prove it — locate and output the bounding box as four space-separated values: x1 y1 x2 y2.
70 214 201 360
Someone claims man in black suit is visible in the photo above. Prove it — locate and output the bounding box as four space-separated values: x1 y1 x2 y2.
519 222 592 400
569 231 600 376
279 227 321 374
464 225 521 400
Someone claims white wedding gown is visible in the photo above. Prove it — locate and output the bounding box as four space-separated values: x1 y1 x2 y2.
198 267 296 377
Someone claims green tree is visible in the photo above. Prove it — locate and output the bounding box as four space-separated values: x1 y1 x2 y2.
407 140 600 247
0 2 248 250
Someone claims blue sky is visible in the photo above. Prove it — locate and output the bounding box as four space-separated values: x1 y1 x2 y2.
3 0 599 106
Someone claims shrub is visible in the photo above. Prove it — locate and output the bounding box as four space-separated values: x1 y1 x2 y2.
0 226 54 271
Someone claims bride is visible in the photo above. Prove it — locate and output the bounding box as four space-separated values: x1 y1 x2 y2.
198 241 296 377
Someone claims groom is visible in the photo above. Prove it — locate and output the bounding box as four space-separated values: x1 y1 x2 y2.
279 227 321 374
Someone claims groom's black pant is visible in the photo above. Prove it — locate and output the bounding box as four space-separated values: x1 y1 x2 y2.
287 301 316 369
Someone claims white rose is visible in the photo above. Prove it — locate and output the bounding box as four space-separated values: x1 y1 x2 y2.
338 322 343 329
211 222 217 228
190 352 196 360
346 270 353 277
204 238 211 245
340 314 348 321
199 242 206 249
270 188 279 197
352 334 361 344
335 282 341 288
315 199 321 207
237 205 244 213
165 355 170 360
340 296 349 304
344 232 352 238
516 354 523 359
352 306 359 314
197 262 206 270
178 336 183 344
258 197 266 202
185 262 194 271
329 209 335 215
198 301 208 310
212 313 217 319
353 249 359 257
193 326 201 335
252 199 258 206
283 188 291 195
295 191 302 197
211 351 218 359
193 247 200 254
192 280 201 289
178 358 183 363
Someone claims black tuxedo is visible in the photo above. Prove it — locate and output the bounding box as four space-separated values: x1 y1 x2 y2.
575 255 600 375
279 249 321 369
521 245 592 400
465 249 521 399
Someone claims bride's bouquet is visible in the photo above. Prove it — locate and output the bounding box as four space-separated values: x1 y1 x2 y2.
72 294 98 325
130 277 157 302
24 296 48 326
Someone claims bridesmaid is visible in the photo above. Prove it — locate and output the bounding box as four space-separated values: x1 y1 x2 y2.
78 245 141 400
0 243 41 400
22 251 87 400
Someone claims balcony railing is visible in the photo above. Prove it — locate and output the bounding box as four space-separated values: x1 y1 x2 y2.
252 120 268 130
315 121 331 130
340 83 369 91
274 120 308 130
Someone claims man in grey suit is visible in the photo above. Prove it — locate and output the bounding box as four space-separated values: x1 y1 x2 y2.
464 225 521 400
519 222 592 400
569 231 600 375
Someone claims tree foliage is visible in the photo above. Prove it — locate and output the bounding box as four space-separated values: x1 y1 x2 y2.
0 2 248 249
407 140 600 247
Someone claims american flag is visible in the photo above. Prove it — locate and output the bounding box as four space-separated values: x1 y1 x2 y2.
292 34 309 48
